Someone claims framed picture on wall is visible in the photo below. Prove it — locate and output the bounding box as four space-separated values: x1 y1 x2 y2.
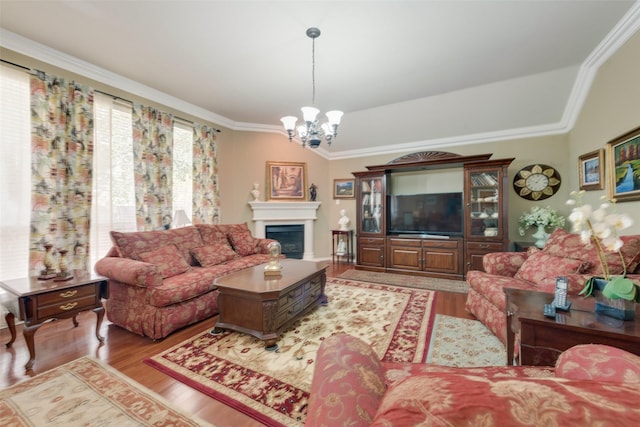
606 126 640 202
578 149 604 191
333 178 355 199
266 161 308 200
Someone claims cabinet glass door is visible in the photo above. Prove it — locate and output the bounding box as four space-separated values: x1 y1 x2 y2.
468 170 500 238
360 176 384 234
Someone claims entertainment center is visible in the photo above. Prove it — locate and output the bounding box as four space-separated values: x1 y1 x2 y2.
352 151 514 280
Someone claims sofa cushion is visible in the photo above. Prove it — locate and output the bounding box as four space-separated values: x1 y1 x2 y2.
514 251 589 290
555 344 640 384
138 244 192 278
195 223 230 245
110 226 204 265
147 266 229 307
228 229 257 256
543 228 640 276
371 368 640 426
191 241 238 267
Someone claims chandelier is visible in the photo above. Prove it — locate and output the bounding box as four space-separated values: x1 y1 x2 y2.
280 27 343 149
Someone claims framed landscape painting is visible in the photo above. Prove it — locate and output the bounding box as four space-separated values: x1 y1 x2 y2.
606 126 640 202
578 149 604 191
266 161 307 200
333 178 355 199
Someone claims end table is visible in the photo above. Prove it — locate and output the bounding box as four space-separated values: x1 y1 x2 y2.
0 270 109 371
331 229 353 264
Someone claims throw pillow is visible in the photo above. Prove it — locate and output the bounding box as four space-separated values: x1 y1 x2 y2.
556 344 640 384
228 230 257 256
515 251 588 287
139 244 192 278
191 241 238 267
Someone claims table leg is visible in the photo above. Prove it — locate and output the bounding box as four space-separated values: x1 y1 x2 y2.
506 310 515 366
22 323 42 371
5 312 16 348
93 305 105 342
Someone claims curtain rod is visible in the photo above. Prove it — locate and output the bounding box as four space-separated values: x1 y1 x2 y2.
2 59 221 133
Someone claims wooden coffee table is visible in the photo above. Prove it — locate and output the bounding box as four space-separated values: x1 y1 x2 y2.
212 259 329 350
504 287 640 366
0 270 108 370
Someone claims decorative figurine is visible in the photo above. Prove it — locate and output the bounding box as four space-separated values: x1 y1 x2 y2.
309 183 317 201
338 209 350 231
264 241 282 276
251 183 260 201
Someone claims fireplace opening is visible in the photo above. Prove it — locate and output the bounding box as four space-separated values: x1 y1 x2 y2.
265 224 304 259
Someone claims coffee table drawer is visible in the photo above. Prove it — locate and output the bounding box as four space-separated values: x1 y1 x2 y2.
37 294 97 319
37 285 96 305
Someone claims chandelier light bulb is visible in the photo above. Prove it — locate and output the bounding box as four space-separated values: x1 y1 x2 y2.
301 106 320 123
280 116 297 131
325 110 343 126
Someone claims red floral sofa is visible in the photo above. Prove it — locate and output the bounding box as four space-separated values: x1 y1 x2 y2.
465 228 640 345
94 223 278 339
306 334 640 426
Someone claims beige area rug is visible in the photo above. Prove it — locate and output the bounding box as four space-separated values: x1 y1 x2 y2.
339 268 469 293
427 314 506 367
0 356 213 427
145 278 436 427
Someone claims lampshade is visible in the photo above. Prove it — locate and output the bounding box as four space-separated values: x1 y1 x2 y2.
172 210 191 228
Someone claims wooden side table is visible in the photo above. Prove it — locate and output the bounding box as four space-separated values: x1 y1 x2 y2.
504 287 640 366
332 229 353 264
0 270 109 370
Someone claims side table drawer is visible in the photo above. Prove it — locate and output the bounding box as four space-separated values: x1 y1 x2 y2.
37 285 96 305
37 294 98 319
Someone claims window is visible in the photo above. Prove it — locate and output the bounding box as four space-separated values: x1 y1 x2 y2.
90 93 136 267
0 65 31 281
172 121 193 221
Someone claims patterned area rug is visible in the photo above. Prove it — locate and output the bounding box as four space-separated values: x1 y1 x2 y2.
339 269 469 293
145 278 436 427
0 356 212 427
427 314 506 367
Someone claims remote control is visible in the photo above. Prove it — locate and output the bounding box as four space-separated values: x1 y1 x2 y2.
543 304 556 318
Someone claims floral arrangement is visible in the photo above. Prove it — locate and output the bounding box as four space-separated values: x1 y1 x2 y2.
566 190 639 302
518 206 566 236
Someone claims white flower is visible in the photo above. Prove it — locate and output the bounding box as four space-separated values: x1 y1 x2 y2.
518 206 566 236
567 191 634 280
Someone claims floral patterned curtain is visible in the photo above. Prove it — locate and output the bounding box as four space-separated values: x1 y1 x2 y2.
192 124 220 224
29 73 94 274
132 104 174 230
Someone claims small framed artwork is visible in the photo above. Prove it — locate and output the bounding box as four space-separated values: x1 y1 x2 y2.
333 178 355 199
606 126 640 202
266 161 307 200
578 149 604 191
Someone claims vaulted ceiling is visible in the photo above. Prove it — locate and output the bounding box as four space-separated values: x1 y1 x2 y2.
1 1 638 158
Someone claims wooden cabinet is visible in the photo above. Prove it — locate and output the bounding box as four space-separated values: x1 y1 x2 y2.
354 171 386 270
353 151 513 279
388 237 463 279
464 159 512 274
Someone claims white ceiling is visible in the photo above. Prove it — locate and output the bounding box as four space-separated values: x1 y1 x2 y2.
1 1 639 159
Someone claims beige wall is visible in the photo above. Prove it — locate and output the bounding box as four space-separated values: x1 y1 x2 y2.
567 31 640 234
3 28 639 259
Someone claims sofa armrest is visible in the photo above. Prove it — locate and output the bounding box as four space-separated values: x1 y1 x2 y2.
306 334 386 427
482 252 529 277
255 238 279 254
94 256 163 289
556 344 640 384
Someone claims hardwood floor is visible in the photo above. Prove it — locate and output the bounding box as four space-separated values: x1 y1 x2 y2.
0 264 475 426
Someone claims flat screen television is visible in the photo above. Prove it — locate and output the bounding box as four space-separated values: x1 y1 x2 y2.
387 192 463 236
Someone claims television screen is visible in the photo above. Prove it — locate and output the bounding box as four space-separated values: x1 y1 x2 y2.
387 192 463 236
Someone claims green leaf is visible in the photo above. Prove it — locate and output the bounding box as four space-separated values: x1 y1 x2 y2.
580 277 595 297
603 277 637 301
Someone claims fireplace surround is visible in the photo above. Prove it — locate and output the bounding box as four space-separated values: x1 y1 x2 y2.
248 201 321 260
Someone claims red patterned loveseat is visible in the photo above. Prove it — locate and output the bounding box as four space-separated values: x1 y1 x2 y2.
306 334 640 426
95 223 278 339
465 228 640 345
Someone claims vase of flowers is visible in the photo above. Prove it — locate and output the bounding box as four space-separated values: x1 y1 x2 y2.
518 206 566 248
567 190 639 320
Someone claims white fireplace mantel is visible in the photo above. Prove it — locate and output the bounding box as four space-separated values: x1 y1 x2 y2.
249 201 321 260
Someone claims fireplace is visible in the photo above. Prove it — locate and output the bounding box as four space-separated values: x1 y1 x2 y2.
248 201 321 260
266 224 304 259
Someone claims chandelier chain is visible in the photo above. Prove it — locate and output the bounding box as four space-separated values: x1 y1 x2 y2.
311 36 316 105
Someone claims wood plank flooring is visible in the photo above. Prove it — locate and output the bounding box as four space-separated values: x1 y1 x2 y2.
0 264 475 426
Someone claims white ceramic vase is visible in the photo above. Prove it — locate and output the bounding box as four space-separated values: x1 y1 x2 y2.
531 224 549 248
